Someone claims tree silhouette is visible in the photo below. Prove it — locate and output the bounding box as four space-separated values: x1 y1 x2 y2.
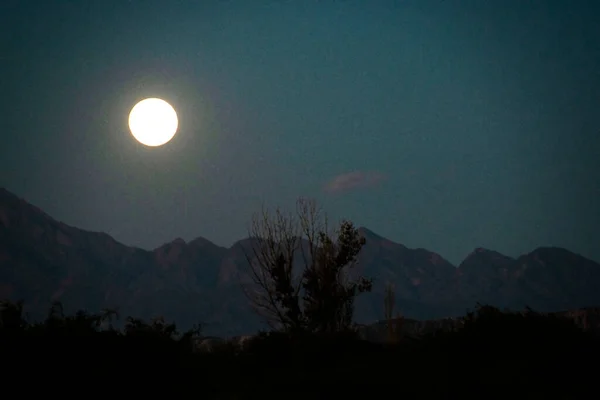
0 296 597 396
0 299 26 331
98 307 120 330
243 197 372 334
124 315 179 339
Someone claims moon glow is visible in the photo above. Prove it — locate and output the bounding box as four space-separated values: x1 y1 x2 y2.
128 98 178 147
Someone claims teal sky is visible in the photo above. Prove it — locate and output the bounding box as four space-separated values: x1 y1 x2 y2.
2 1 599 264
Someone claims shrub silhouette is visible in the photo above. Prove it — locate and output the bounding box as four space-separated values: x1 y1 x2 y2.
1 299 598 396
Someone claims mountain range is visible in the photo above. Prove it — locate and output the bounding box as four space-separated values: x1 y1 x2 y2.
1 187 599 337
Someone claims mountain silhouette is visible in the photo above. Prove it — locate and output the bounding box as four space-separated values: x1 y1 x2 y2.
1 187 599 337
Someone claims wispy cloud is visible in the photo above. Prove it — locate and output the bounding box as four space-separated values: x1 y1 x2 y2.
324 171 386 194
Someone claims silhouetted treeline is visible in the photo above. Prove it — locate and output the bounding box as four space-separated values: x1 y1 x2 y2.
1 299 598 398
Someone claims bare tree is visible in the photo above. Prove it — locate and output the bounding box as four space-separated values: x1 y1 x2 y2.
243 197 372 334
243 201 304 332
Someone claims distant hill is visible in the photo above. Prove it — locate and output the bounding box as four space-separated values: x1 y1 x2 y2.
1 187 599 337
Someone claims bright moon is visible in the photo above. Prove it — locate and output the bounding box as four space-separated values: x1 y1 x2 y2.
128 98 178 147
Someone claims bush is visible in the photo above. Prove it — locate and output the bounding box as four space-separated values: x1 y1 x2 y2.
1 299 598 396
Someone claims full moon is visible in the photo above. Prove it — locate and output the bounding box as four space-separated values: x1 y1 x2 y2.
128 98 178 147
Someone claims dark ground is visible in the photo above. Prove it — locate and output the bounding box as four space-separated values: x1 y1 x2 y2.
2 307 598 399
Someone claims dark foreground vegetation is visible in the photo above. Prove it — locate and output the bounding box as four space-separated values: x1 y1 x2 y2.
2 199 597 397
1 300 598 398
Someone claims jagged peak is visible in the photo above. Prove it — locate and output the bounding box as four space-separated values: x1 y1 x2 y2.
154 237 187 251
524 246 593 263
465 247 504 257
458 247 515 269
171 237 186 245
528 246 575 255
358 226 383 239
189 236 223 249
358 227 405 247
475 246 493 253
229 236 258 250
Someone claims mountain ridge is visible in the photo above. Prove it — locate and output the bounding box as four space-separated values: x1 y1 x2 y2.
2 187 595 265
1 187 599 337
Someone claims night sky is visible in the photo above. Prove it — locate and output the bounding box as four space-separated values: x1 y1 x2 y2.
2 1 599 265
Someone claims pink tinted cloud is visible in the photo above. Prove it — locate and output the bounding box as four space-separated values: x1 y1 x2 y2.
324 171 386 194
